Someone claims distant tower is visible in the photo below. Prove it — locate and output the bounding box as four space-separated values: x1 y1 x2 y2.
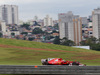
0 20 6 35
34 16 38 22
44 15 53 26
0 5 19 25
58 11 82 45
92 8 100 39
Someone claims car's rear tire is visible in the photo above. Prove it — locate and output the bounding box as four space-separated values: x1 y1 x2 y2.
42 62 49 65
72 62 79 65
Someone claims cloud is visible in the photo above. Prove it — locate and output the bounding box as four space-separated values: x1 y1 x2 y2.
0 0 48 5
0 0 100 21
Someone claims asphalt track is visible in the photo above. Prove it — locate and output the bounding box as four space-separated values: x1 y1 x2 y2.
0 65 100 75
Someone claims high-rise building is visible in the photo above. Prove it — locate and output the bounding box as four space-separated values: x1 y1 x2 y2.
59 11 82 45
0 20 6 35
34 16 38 22
0 5 19 25
92 8 100 39
81 17 88 25
44 15 53 26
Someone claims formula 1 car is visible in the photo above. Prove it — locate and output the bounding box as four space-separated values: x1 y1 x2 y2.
41 58 86 66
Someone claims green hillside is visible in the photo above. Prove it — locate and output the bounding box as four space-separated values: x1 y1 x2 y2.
0 38 100 66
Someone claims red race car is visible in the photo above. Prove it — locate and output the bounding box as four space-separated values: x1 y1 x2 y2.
41 58 86 66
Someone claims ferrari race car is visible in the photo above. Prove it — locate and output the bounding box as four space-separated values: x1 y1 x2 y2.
41 58 86 66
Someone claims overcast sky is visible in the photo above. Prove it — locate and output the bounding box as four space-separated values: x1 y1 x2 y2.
0 0 100 21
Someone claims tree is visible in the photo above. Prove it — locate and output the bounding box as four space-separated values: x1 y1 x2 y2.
32 28 43 34
53 37 75 46
28 37 35 41
60 37 75 46
11 33 15 36
11 33 15 38
21 32 28 35
80 37 99 50
53 36 60 44
53 23 59 29
80 40 87 46
21 23 30 30
51 30 59 34
80 37 97 46
97 38 100 44
60 37 68 43
89 36 97 44
91 44 100 51
0 33 3 37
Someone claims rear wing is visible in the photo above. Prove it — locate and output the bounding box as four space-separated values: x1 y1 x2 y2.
41 59 47 63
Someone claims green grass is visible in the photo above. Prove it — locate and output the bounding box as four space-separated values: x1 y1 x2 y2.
0 38 100 66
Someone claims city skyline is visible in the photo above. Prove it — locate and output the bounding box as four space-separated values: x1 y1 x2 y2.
1 0 100 21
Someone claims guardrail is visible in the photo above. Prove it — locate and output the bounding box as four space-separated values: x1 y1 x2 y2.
0 65 100 75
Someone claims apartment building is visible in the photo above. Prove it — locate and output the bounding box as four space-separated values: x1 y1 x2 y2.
58 11 82 45
92 8 100 39
44 15 53 26
0 5 19 25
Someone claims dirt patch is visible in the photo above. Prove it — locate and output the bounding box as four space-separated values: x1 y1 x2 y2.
0 44 76 53
0 44 100 60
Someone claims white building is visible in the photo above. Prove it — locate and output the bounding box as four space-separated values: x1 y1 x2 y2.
81 17 88 25
0 21 6 35
19 20 24 25
0 20 20 37
58 11 82 45
92 8 100 39
88 22 92 27
0 5 19 25
34 16 38 22
27 20 34 25
73 46 90 50
44 15 53 26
